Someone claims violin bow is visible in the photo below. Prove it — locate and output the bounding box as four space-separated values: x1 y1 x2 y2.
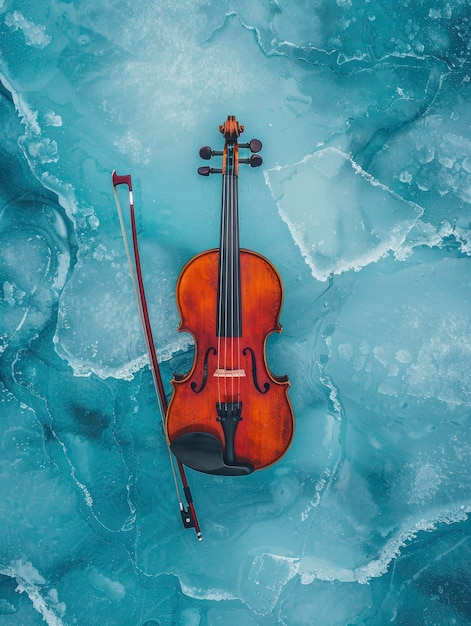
112 171 202 541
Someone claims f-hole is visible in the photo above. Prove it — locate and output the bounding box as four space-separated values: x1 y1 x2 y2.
243 347 270 394
191 347 216 393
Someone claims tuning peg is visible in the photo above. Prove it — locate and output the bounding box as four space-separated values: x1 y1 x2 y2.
199 146 212 160
198 166 222 176
239 154 263 167
199 146 223 160
239 139 262 153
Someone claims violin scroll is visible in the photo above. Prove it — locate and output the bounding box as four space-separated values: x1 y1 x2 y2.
219 115 244 141
198 116 263 176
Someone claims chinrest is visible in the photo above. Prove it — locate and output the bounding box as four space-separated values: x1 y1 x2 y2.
170 432 254 476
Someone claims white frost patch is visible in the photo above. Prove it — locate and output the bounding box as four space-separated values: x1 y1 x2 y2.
179 582 237 602
88 215 100 230
51 252 71 295
0 560 66 626
3 281 18 306
395 349 412 363
40 173 80 223
0 76 62 176
26 138 59 163
44 110 63 127
299 557 355 584
338 342 354 361
408 463 443 504
86 568 126 601
407 315 471 407
113 131 151 165
5 11 51 48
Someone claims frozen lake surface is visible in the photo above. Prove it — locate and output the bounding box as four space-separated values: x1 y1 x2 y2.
1 1 471 624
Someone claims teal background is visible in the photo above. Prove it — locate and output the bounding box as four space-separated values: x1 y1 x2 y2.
1 1 471 624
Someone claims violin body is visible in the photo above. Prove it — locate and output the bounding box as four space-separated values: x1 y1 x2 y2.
165 116 294 475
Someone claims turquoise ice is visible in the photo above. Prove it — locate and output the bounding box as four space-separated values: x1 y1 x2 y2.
1 1 471 624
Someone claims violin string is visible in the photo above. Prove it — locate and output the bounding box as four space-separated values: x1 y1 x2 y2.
234 166 241 401
217 169 225 405
221 159 231 400
218 140 243 403
232 158 240 398
230 148 235 401
224 164 230 398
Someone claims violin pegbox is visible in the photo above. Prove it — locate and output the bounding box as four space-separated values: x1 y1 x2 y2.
198 115 263 176
219 115 244 141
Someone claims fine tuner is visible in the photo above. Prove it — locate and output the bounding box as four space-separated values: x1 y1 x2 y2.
198 137 263 176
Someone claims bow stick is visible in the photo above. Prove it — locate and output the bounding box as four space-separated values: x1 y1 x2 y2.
112 171 202 541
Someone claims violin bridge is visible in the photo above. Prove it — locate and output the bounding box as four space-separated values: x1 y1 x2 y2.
213 368 246 378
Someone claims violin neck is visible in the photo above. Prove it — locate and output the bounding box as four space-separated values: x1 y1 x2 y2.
217 164 242 338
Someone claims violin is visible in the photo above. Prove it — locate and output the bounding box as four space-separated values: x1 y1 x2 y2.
165 116 294 476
